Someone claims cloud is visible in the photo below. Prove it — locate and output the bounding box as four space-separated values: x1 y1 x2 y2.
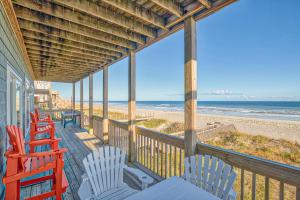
201 89 243 96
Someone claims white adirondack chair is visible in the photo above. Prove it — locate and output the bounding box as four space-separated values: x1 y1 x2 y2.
78 146 153 200
184 154 237 200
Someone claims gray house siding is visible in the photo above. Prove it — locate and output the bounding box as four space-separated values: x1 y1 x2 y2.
0 4 33 198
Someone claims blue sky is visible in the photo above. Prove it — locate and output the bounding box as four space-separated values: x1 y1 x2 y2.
52 0 300 101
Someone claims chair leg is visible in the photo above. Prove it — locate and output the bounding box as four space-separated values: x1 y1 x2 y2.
6 181 19 200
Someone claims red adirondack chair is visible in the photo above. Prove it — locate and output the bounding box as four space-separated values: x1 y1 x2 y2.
30 112 58 153
34 108 52 123
3 125 68 200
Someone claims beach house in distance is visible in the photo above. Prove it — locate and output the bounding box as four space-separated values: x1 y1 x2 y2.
0 0 299 199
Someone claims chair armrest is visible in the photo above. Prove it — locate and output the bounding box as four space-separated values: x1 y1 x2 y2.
228 189 237 200
124 165 154 189
26 138 62 145
7 148 68 158
78 173 94 200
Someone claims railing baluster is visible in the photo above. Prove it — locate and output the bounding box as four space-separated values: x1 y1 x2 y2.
169 145 172 177
160 142 163 177
179 149 182 176
279 181 284 200
296 187 300 200
265 177 269 200
150 138 153 171
174 147 177 176
252 173 256 200
156 140 159 174
143 136 146 166
165 144 168 178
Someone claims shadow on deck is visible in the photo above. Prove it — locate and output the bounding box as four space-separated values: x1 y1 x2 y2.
21 123 141 200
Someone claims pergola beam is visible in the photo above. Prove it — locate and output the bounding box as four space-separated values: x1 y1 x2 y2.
22 31 121 57
19 20 128 53
151 0 183 17
51 0 156 38
15 8 137 49
13 2 146 44
101 0 166 29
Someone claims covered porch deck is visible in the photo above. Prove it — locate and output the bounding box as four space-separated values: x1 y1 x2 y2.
21 123 141 200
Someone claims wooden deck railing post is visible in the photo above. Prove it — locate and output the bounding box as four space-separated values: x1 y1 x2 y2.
128 51 136 162
89 73 93 132
184 16 197 157
72 82 75 110
80 79 84 128
103 66 109 143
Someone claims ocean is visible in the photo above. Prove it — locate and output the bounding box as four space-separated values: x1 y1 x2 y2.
89 101 300 121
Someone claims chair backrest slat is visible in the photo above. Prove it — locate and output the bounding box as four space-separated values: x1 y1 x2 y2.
6 125 27 170
184 154 236 200
83 146 126 195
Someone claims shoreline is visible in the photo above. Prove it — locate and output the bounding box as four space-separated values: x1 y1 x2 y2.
109 106 300 144
77 103 300 144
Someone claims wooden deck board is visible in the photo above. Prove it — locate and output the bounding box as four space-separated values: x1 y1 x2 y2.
20 123 140 200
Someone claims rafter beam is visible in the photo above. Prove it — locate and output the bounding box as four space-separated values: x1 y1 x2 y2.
151 0 182 17
14 8 137 49
18 20 128 53
13 1 147 44
27 50 105 65
198 0 212 8
24 40 116 61
50 0 157 37
30 60 97 69
26 45 111 63
22 30 121 57
101 0 166 29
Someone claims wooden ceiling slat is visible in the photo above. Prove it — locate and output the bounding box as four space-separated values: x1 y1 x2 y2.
26 45 110 63
150 0 183 17
22 30 122 57
100 0 166 30
19 20 128 53
51 0 157 38
25 41 116 61
27 50 105 66
30 60 96 70
28 55 99 67
13 1 146 44
15 8 136 49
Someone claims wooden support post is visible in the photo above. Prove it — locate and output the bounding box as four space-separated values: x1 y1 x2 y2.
184 16 197 157
80 79 84 128
103 67 109 143
128 51 136 162
89 73 93 132
72 82 75 110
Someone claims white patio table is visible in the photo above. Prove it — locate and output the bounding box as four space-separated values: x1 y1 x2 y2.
124 176 221 200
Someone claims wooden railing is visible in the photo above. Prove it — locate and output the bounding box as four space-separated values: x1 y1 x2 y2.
108 119 129 154
93 116 103 139
196 142 300 200
91 116 300 200
41 108 68 120
136 126 185 179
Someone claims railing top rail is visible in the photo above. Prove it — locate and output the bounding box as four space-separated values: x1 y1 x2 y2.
136 126 184 149
109 119 128 130
92 115 103 120
196 142 300 187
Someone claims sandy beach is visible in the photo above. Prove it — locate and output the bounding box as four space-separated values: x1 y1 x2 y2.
107 105 300 144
